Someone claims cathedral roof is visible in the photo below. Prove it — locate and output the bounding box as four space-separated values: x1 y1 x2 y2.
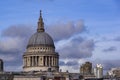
27 32 54 48
27 10 54 48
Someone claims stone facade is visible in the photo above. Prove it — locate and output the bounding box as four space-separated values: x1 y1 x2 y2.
94 64 103 78
23 46 59 71
0 72 13 80
108 67 120 77
80 62 92 75
12 71 80 80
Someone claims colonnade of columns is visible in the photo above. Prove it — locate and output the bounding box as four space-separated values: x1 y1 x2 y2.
24 55 58 67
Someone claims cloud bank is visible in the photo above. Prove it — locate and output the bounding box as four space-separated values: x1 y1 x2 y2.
0 25 34 71
46 20 86 41
58 37 94 59
0 20 119 72
103 46 117 52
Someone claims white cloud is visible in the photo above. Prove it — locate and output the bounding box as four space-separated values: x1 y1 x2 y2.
60 66 78 73
57 37 94 59
5 65 22 71
0 37 24 52
92 34 120 60
46 20 85 41
0 54 16 61
59 58 87 73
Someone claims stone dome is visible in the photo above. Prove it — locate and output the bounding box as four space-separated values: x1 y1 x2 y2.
27 32 54 48
27 11 55 48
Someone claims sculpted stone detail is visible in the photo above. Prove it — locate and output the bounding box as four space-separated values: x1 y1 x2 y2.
80 62 92 75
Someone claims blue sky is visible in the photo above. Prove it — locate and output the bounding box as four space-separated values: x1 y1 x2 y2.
0 0 120 73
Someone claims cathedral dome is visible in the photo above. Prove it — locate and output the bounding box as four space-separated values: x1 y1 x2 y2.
27 11 54 48
23 10 59 72
27 32 54 48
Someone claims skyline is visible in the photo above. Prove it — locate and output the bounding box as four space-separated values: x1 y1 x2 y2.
0 0 120 73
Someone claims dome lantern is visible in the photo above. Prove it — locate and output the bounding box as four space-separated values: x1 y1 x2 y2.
37 10 45 32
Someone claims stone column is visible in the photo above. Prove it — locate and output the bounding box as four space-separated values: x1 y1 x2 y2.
31 56 32 66
25 57 27 66
34 56 36 66
28 57 30 66
47 56 50 66
38 56 40 66
50 56 51 66
57 57 58 66
23 58 25 67
43 56 45 66
66 75 70 80
27 56 30 66
34 56 35 66
54 57 56 66
46 56 48 66
23 57 25 67
29 57 31 66
32 56 34 66
36 56 38 66
47 56 49 66
45 56 46 66
35 56 37 66
54 57 55 66
48 56 50 66
53 57 54 66
30 56 32 66
41 56 43 66
56 57 57 66
37 56 39 66
24 57 26 66
51 56 52 66
52 56 54 66
26 57 27 66
27 57 29 66
46 56 47 66
55 57 57 66
39 56 43 66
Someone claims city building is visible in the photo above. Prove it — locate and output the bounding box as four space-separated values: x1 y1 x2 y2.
80 62 97 80
108 67 120 78
80 62 92 75
0 59 3 72
80 62 104 80
94 64 103 79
